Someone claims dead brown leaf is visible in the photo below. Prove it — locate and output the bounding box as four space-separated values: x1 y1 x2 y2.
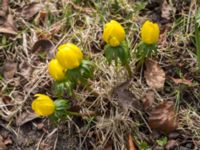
2 95 12 105
50 21 64 34
148 101 178 134
3 137 12 146
144 59 166 90
2 95 13 111
128 134 136 150
3 61 17 80
103 139 113 150
0 13 17 35
21 2 44 21
161 0 175 21
32 39 54 52
104 145 112 150
170 77 192 86
158 25 171 45
31 39 55 59
0 135 7 150
2 0 9 12
36 10 48 25
39 142 53 150
143 90 155 110
165 139 178 150
35 123 44 130
0 11 6 24
16 111 38 126
19 61 33 80
113 80 141 111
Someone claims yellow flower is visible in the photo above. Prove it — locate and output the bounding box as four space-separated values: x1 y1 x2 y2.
141 20 160 44
103 20 125 47
48 59 65 81
32 94 55 116
56 43 83 69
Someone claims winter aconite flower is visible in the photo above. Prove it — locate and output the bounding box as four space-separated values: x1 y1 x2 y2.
48 59 65 81
103 20 125 47
141 20 160 44
56 43 83 70
32 94 55 116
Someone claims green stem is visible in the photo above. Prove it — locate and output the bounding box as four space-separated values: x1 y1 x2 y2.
66 111 96 117
125 63 132 78
66 111 83 116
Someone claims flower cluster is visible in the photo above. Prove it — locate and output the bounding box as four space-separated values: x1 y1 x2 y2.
32 43 93 119
48 43 83 81
31 19 160 119
48 43 93 96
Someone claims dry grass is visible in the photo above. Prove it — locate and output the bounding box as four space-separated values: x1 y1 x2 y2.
0 0 200 149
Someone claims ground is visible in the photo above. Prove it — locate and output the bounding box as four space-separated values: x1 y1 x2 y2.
0 0 200 150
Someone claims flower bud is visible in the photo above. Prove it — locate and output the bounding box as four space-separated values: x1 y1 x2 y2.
103 20 125 47
56 43 83 70
141 20 160 44
32 94 55 116
48 59 65 81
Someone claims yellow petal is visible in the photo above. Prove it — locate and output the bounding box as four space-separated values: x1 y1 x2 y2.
109 37 120 47
103 22 114 43
141 20 160 44
102 20 125 47
152 23 160 43
48 59 65 81
64 43 83 61
56 43 83 69
32 94 55 116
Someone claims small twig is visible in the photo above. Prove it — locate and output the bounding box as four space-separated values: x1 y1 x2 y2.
45 128 58 139
53 131 58 150
137 110 152 133
36 133 45 150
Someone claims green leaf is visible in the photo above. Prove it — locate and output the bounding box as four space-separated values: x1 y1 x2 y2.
49 99 71 122
112 0 120 12
104 45 115 64
117 42 130 65
156 137 168 147
117 46 126 65
65 59 93 89
54 82 65 98
0 75 3 80
81 60 94 78
136 42 157 60
54 99 70 111
104 42 130 66
133 1 147 14
64 81 74 96
139 141 150 150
